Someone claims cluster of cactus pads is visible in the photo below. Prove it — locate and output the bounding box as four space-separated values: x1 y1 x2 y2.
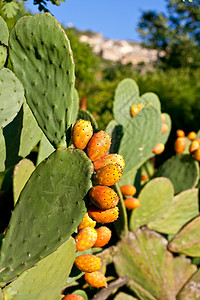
0 11 200 300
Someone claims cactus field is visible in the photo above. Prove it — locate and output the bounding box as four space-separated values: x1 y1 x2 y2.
0 13 200 300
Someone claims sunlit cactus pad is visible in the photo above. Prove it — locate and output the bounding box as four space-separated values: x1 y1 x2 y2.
9 13 75 148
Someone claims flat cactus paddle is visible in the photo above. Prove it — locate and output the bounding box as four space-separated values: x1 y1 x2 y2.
0 68 24 129
3 237 76 300
9 13 75 148
0 148 93 286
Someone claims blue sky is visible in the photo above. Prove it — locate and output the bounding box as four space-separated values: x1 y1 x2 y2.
25 0 167 42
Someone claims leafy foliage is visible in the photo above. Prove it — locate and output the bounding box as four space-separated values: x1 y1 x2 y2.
138 0 200 68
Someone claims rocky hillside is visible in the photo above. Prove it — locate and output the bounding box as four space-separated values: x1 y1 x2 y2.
79 32 160 66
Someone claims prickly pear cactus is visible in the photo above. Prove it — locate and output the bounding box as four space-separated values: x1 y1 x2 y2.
13 158 35 205
2 237 76 300
18 102 43 158
0 16 9 70
0 148 93 286
154 154 199 194
0 129 6 172
148 188 199 235
9 13 75 148
78 110 98 131
114 228 176 300
36 134 55 166
168 216 200 257
130 177 174 231
0 68 24 129
110 78 171 182
177 269 200 300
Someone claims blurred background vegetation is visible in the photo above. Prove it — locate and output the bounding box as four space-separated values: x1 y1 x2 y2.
1 0 200 161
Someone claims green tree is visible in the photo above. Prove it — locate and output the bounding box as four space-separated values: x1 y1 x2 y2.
138 0 200 68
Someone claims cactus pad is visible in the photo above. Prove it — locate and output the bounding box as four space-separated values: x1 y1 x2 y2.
177 269 200 300
118 105 162 174
154 154 199 194
114 228 175 300
168 216 200 257
0 148 93 286
36 133 55 166
0 68 24 129
173 256 197 296
148 189 199 235
3 237 76 299
0 17 9 70
18 102 43 158
0 129 6 172
13 158 35 205
9 13 75 148
130 177 174 232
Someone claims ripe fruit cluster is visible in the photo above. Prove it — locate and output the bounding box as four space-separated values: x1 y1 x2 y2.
71 119 126 288
120 184 140 210
174 129 200 161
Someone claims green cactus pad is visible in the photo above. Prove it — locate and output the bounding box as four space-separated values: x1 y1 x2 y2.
114 228 175 300
72 290 88 300
0 148 93 286
177 269 200 300
114 292 138 300
168 216 200 257
3 107 23 169
159 113 171 145
114 183 128 239
119 105 162 175
106 120 123 154
113 78 140 128
78 109 98 131
173 256 197 296
18 102 43 158
148 189 199 235
13 158 35 205
3 237 76 300
9 13 75 148
154 154 199 194
141 92 161 112
0 129 6 172
0 68 24 129
0 289 2 300
36 134 55 166
130 178 174 232
0 46 7 70
69 89 79 126
0 17 9 46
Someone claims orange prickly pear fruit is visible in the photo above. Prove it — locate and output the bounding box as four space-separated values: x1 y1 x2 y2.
161 123 168 134
176 129 185 138
87 131 111 162
93 163 123 186
141 174 149 181
78 212 96 231
75 227 98 252
174 137 186 154
193 148 200 162
84 271 107 288
74 254 101 273
89 186 119 209
92 226 112 248
187 131 196 140
88 205 119 223
72 119 93 149
62 295 84 300
124 197 140 210
161 113 166 123
130 103 144 117
93 154 125 171
152 143 165 155
189 140 200 154
120 185 136 196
